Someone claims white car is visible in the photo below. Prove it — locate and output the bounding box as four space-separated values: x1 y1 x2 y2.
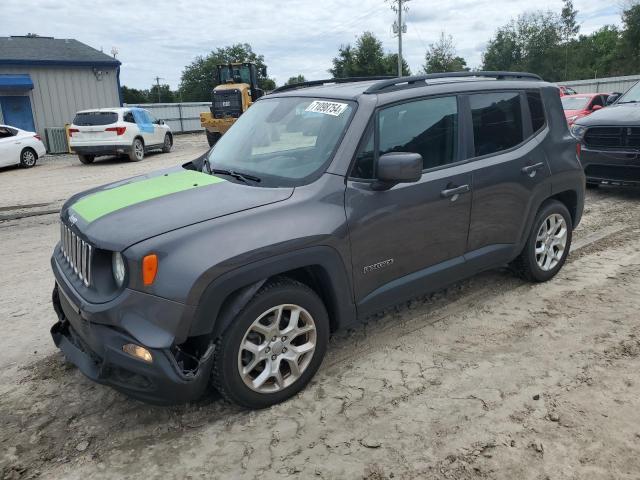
0 124 46 169
68 107 173 164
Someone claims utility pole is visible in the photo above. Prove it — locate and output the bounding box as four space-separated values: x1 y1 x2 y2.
154 76 164 103
397 0 403 77
390 0 408 77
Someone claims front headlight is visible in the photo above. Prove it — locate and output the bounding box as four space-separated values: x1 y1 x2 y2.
112 252 126 288
570 124 587 140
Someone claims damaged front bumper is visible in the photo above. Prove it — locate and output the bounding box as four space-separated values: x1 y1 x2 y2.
50 284 214 405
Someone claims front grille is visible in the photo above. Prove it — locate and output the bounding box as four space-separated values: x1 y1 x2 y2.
211 90 242 118
584 127 640 150
60 222 93 286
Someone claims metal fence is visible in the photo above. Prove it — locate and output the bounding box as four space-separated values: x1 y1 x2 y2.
561 74 640 94
123 102 209 133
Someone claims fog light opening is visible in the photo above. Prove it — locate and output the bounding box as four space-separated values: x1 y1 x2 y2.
122 343 153 363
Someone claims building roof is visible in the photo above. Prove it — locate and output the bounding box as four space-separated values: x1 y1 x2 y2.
0 36 121 67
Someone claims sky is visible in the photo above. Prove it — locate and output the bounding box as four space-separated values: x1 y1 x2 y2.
2 0 625 90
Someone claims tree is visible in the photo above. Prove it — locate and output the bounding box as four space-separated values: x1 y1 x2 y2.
422 32 469 73
482 11 564 81
284 74 306 85
149 84 176 103
179 43 275 101
560 0 579 41
619 3 640 72
329 32 410 77
121 86 149 104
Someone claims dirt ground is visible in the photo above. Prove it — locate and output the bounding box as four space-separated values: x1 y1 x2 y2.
1 133 640 479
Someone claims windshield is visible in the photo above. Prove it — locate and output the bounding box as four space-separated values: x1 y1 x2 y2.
561 96 590 110
219 65 251 84
205 97 354 186
618 82 640 103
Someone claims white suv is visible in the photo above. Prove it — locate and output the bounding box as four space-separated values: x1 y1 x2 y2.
69 107 172 164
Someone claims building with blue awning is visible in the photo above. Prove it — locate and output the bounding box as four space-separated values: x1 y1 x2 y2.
0 35 122 150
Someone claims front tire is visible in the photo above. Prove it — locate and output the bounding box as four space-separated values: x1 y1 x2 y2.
20 148 37 168
128 138 144 162
512 200 573 282
211 278 329 409
206 130 221 148
77 153 94 164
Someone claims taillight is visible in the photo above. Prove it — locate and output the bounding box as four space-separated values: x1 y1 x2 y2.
106 126 126 136
68 128 79 137
576 142 581 160
34 134 42 141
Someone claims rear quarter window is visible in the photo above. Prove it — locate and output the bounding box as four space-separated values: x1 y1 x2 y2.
73 112 118 126
527 91 546 133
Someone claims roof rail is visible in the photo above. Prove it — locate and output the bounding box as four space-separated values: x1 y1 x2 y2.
363 71 543 94
270 76 394 94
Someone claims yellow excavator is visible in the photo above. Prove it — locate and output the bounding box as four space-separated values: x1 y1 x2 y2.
200 62 266 147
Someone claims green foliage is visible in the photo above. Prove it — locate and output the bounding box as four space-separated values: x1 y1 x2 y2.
284 74 306 85
121 86 150 104
423 33 469 73
179 43 275 101
329 32 410 77
482 2 640 81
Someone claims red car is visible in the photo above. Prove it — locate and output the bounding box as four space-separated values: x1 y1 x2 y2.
561 93 610 126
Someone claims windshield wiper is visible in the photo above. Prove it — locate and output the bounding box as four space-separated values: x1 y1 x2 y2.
210 168 261 183
618 100 638 104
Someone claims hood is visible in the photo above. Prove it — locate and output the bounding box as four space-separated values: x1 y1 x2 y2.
61 167 293 251
575 103 640 127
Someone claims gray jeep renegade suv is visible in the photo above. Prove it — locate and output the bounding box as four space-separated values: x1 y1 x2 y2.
50 72 585 408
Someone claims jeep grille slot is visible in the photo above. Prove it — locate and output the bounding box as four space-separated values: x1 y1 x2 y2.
60 221 92 287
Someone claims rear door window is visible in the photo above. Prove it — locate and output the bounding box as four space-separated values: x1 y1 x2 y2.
73 111 118 126
0 127 16 138
470 92 523 157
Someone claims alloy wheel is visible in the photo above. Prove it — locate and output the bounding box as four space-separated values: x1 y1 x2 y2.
22 150 36 167
237 304 317 393
535 213 568 271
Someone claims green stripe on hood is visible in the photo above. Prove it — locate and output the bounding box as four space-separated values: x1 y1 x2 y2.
71 170 224 223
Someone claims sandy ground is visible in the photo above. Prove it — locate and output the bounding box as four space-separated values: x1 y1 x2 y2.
1 134 640 479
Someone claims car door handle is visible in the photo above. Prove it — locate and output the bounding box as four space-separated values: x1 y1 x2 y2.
441 184 470 199
521 162 545 176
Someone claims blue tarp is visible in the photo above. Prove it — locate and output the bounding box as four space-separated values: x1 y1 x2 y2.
131 108 153 133
0 74 34 91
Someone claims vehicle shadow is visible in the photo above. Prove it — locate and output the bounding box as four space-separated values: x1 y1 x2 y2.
2 269 516 477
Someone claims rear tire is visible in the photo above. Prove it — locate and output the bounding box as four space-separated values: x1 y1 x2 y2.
512 200 573 282
206 130 221 148
77 154 94 164
162 133 172 153
211 277 329 409
128 138 144 162
19 148 37 168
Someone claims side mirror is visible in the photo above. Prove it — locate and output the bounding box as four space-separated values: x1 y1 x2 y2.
373 152 423 190
591 105 603 111
260 66 267 77
606 93 622 105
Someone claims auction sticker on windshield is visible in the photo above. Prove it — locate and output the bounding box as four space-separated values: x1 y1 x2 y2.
305 100 349 116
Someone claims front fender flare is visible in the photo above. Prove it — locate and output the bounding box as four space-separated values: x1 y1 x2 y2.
187 246 356 339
